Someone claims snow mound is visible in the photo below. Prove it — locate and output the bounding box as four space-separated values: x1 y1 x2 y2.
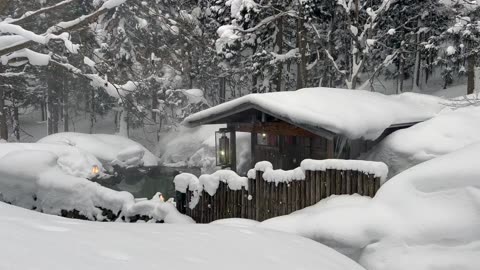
38 132 159 170
0 149 192 223
261 142 480 270
0 202 365 270
0 142 104 179
364 105 480 177
184 87 445 140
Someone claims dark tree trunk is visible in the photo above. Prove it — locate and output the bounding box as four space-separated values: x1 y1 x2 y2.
0 87 7 140
467 53 476 95
275 16 283 92
296 7 307 90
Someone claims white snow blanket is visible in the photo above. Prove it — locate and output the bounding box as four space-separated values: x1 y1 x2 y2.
261 143 480 270
184 87 445 140
0 149 191 223
0 202 365 270
364 105 480 177
0 142 104 179
38 132 159 169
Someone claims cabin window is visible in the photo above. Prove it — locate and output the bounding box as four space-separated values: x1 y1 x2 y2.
257 133 278 146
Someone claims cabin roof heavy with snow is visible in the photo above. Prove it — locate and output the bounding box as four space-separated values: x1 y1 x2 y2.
184 87 444 140
183 87 445 171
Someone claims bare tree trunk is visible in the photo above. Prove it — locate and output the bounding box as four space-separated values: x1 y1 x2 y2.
275 16 284 92
89 88 95 134
119 107 129 137
151 89 158 123
12 103 19 141
397 55 405 94
62 78 69 132
0 87 7 140
468 53 476 95
296 6 307 90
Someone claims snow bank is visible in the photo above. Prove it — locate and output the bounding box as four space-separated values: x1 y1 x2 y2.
0 142 104 179
261 142 480 270
364 105 480 177
0 149 192 223
184 87 445 140
158 125 251 174
38 132 158 170
0 202 365 270
248 159 388 184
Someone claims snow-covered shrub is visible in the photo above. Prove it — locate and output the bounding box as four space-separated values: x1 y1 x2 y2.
0 149 192 224
261 142 480 270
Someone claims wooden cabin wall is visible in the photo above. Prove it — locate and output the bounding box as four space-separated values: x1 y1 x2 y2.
252 134 331 170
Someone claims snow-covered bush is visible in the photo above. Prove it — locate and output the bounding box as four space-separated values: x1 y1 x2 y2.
260 142 480 270
0 149 192 223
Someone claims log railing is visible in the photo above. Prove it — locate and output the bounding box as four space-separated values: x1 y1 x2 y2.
176 162 385 223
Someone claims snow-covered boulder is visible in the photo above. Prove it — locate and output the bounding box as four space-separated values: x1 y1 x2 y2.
261 142 480 270
0 142 105 179
0 201 365 270
0 149 191 223
364 105 480 177
38 132 159 171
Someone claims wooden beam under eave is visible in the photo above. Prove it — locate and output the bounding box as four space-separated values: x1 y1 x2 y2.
233 122 318 138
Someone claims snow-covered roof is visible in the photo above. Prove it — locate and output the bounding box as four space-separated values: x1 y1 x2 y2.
184 87 445 140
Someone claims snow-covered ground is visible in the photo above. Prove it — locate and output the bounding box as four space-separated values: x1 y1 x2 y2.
260 142 480 270
364 105 480 177
0 201 365 270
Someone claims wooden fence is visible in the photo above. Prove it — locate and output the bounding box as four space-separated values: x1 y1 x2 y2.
176 169 381 223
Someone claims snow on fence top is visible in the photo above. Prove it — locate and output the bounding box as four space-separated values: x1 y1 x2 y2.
174 170 248 208
247 159 389 184
177 159 389 205
300 159 389 183
184 87 445 140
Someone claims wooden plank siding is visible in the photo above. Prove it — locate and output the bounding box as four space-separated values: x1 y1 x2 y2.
177 168 382 223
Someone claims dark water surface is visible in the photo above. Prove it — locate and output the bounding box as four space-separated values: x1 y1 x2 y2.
102 166 201 200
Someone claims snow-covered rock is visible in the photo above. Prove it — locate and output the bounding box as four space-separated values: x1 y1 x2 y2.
0 142 105 179
0 201 365 270
0 149 191 223
364 105 480 177
261 142 480 270
38 132 159 170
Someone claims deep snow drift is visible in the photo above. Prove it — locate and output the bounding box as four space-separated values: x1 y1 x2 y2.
38 132 159 170
261 143 480 270
0 202 365 270
365 105 480 177
0 149 191 223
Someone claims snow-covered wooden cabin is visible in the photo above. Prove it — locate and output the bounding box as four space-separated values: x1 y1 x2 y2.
183 88 444 172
